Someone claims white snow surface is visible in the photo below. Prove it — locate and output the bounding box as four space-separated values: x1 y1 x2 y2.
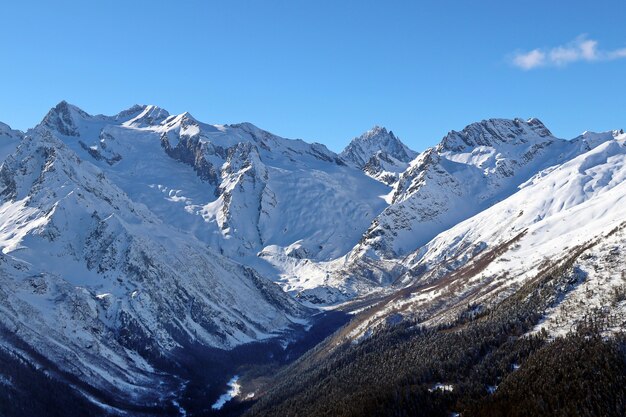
350 118 615 260
34 102 389 299
0 110 313 403
346 131 626 338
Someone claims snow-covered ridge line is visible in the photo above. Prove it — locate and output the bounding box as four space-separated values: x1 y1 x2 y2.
24 101 391 300
347 117 620 263
345 132 626 339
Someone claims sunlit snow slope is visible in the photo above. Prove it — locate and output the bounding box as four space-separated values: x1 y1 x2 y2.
346 131 626 339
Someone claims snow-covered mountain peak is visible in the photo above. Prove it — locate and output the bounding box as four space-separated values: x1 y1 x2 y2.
122 104 171 128
228 121 260 131
39 100 94 136
0 122 24 164
38 102 176 135
340 125 417 168
364 125 390 137
178 110 197 121
349 117 618 262
0 121 22 139
438 117 553 152
155 111 206 136
573 129 626 151
111 104 155 122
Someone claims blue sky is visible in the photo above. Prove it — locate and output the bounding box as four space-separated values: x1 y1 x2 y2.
1 0 625 152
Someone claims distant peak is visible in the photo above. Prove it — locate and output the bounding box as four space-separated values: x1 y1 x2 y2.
52 100 91 116
439 117 553 152
179 111 197 122
524 117 550 132
571 129 623 150
577 128 624 138
40 101 92 136
51 100 91 117
163 111 200 128
360 125 393 140
114 104 147 121
229 121 260 130
144 104 165 112
368 125 388 134
340 125 416 168
123 104 170 128
0 121 23 139
139 104 170 118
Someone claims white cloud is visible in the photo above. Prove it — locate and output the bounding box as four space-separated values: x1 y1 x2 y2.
608 48 626 59
513 49 546 70
511 35 626 70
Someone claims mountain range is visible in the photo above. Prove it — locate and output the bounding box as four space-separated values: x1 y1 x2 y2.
0 102 624 416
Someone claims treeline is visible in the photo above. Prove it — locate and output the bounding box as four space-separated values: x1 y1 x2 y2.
244 254 626 417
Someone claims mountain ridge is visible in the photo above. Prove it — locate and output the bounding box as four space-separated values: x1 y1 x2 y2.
0 102 624 416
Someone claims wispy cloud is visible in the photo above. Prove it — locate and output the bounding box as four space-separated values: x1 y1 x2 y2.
511 35 626 70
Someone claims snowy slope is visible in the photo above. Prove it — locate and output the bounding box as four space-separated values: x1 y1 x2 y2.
19 105 624 309
37 102 389 281
0 127 310 403
361 151 412 186
345 133 626 339
350 118 612 260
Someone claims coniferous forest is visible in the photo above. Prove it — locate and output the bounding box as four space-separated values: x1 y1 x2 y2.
242 260 626 417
